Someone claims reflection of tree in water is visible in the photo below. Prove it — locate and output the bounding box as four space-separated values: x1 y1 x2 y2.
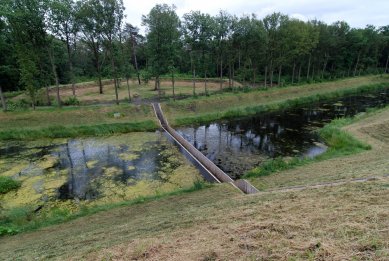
55 139 171 200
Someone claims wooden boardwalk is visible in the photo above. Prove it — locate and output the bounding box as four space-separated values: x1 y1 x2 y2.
152 103 258 194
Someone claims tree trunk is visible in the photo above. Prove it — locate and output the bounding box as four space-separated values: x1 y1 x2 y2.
278 65 282 86
220 59 223 90
204 71 207 94
109 43 119 105
172 72 175 101
385 54 389 73
0 86 6 111
31 92 36 110
156 75 161 98
192 67 196 96
264 66 267 88
113 77 119 105
98 73 103 94
232 67 235 88
306 54 311 80
126 77 131 103
298 64 302 83
270 59 273 87
253 66 256 87
238 49 241 69
353 51 361 77
228 64 232 88
49 48 61 107
311 66 315 81
321 59 327 79
65 35 76 97
154 77 158 91
292 62 296 84
46 85 51 106
69 61 76 96
131 34 141 85
94 50 103 94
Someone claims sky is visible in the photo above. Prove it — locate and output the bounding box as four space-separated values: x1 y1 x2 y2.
123 0 389 32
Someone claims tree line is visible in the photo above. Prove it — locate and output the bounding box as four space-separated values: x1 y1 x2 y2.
0 2 388 110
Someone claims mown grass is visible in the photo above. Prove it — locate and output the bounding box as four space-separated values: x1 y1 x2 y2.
0 120 158 140
170 82 389 127
0 180 210 237
244 107 382 179
0 103 158 140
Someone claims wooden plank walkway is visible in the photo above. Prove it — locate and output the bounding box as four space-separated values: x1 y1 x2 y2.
152 103 258 194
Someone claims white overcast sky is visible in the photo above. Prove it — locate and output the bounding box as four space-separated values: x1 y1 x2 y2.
124 0 389 33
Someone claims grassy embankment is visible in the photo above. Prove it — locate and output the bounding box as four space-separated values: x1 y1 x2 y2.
1 75 388 140
0 104 157 140
0 107 388 260
0 180 209 237
163 75 389 126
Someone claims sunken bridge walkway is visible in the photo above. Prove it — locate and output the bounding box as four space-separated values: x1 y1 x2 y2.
152 103 258 194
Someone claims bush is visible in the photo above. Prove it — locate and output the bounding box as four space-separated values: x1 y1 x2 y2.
63 96 80 106
0 176 21 194
140 70 151 84
6 99 30 111
0 225 19 236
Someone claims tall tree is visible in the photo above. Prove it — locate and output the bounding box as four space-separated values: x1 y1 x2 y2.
233 15 266 86
123 23 141 85
142 4 180 95
0 14 19 110
77 0 104 94
5 0 48 110
214 11 233 90
182 11 215 95
263 13 289 87
48 0 78 96
98 0 124 105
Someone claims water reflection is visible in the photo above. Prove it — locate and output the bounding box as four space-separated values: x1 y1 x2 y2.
55 140 162 200
0 133 199 203
177 89 388 178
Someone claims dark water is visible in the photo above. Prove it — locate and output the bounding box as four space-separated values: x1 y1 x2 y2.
177 88 389 178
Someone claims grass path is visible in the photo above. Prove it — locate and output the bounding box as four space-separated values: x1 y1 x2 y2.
0 107 388 260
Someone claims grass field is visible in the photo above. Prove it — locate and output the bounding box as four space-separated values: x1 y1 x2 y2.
1 106 388 260
13 78 239 105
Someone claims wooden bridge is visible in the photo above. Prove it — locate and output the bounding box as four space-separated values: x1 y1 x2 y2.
152 103 259 194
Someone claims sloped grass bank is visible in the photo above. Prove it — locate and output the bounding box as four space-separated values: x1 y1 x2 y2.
169 82 388 127
0 180 209 237
0 120 158 141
